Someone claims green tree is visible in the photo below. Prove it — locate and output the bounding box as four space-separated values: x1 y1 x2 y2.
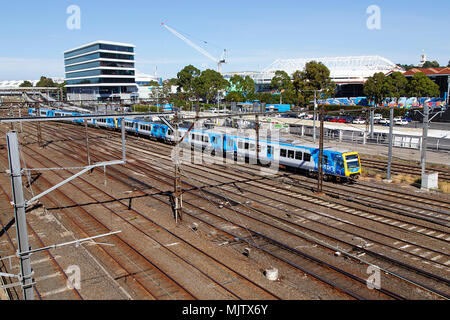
291 61 335 106
228 75 245 93
271 70 294 103
422 60 440 68
397 64 415 71
57 81 67 100
408 72 440 98
176 65 201 102
36 76 57 87
19 81 33 87
242 76 255 97
363 72 390 107
256 92 277 104
196 69 228 104
225 91 244 103
143 80 160 87
386 72 408 103
271 70 292 92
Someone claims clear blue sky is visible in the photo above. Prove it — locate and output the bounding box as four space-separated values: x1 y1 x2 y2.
0 0 449 80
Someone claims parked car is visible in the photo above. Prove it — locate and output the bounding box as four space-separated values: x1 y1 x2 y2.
373 113 383 121
353 118 366 124
378 118 389 125
330 116 346 123
344 116 354 123
394 117 408 125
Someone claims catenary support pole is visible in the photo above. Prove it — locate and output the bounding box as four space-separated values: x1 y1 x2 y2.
173 112 182 223
313 91 317 143
370 108 375 139
317 106 325 193
387 106 394 181
84 120 91 167
255 114 260 165
121 117 126 163
6 132 34 300
421 103 429 179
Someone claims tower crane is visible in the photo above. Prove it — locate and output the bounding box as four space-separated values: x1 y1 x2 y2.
161 22 226 73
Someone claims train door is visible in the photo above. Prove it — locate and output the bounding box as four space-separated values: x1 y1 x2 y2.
336 156 345 176
223 135 227 155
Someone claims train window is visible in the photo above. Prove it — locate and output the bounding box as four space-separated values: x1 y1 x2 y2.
288 150 295 159
229 140 234 147
238 141 243 149
168 129 173 136
304 153 311 162
211 136 216 143
267 146 273 154
295 152 303 161
203 136 208 142
250 144 255 151
245 143 249 150
280 149 287 157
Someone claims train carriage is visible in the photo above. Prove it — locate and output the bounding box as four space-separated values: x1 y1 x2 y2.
30 107 362 181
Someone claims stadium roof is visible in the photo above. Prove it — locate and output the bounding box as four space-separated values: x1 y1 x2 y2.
256 55 402 84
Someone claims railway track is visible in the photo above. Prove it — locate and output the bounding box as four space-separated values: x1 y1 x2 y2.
0 127 284 300
8 120 448 300
361 157 450 182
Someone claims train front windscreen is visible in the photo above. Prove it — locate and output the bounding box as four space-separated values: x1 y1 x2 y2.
345 154 360 169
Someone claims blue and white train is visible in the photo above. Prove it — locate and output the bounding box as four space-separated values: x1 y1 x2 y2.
29 108 362 181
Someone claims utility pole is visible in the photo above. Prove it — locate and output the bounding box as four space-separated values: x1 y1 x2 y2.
317 106 325 194
369 107 375 139
255 114 260 165
173 112 183 224
84 120 91 167
421 103 429 177
36 105 43 148
6 132 35 300
313 90 317 143
386 106 394 182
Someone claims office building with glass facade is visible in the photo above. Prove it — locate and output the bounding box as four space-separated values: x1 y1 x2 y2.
64 41 138 101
